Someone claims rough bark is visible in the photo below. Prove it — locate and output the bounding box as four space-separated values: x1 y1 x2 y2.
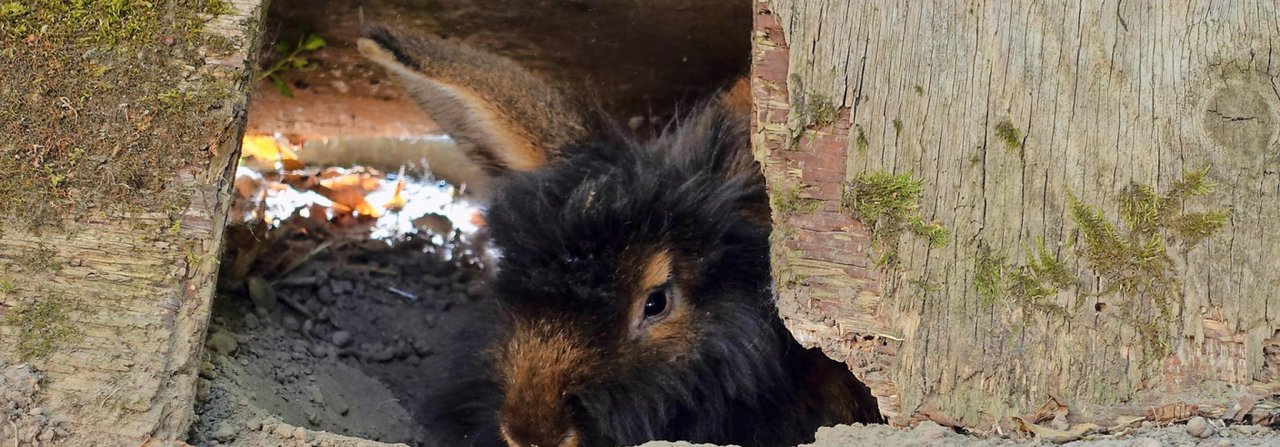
0 1 267 445
755 0 1280 428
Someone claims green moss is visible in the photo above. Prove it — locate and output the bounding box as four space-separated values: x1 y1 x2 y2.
3 294 81 360
771 185 822 218
974 239 1073 315
855 125 869 154
974 246 1008 306
788 91 842 149
841 171 949 266
912 85 924 96
0 0 240 229
800 92 839 128
994 118 1023 156
0 277 15 294
892 118 903 137
1067 167 1229 361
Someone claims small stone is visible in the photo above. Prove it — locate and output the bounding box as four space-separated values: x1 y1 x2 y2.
331 330 353 347
274 423 294 437
282 315 301 331
308 386 325 405
307 410 321 425
199 361 217 379
1216 439 1233 447
1186 416 1211 438
331 280 352 294
333 399 349 416
207 332 238 355
317 286 336 304
912 421 951 440
303 319 314 334
247 276 277 311
212 421 237 442
293 425 310 440
243 313 260 329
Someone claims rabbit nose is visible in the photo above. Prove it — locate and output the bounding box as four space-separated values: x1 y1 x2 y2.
500 423 580 447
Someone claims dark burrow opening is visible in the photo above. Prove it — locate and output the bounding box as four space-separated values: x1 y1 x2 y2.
190 1 756 446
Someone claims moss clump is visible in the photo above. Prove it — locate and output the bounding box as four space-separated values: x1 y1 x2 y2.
0 0 239 229
771 185 822 218
994 118 1022 156
913 85 924 96
974 239 1074 316
892 118 903 137
798 92 839 128
1068 167 1228 360
0 277 15 294
841 171 949 266
3 295 81 360
855 125 869 154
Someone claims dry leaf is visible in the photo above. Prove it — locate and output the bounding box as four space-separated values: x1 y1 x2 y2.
384 166 407 212
240 134 303 171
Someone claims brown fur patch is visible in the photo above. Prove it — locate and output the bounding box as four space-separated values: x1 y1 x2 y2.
719 76 752 116
638 250 674 293
617 248 698 360
498 319 594 447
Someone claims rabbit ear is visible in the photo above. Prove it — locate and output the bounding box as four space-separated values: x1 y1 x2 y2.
358 27 591 180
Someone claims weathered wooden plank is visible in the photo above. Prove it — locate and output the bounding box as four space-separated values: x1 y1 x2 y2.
0 0 267 445
757 0 1280 429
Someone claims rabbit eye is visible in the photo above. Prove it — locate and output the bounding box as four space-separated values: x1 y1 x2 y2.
642 288 670 319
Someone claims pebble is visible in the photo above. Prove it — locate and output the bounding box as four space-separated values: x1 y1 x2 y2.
247 276 278 311
243 313 260 329
207 332 238 355
912 421 952 440
1186 416 1212 438
212 421 237 442
331 330 353 347
317 286 336 304
302 319 314 334
282 315 301 331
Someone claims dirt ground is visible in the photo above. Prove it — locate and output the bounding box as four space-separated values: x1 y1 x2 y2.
187 205 496 446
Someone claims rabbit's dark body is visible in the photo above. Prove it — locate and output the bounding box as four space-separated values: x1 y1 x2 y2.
359 27 881 447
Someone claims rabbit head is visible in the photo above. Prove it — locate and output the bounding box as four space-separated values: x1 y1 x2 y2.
360 27 880 447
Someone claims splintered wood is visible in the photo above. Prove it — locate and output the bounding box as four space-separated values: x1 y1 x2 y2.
754 0 1280 429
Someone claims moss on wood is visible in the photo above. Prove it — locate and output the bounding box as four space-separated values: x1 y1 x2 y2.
1067 167 1228 361
2 294 82 360
0 0 239 231
994 118 1022 156
841 171 949 266
973 239 1073 318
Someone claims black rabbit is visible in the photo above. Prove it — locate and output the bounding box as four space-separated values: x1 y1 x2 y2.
358 27 882 447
